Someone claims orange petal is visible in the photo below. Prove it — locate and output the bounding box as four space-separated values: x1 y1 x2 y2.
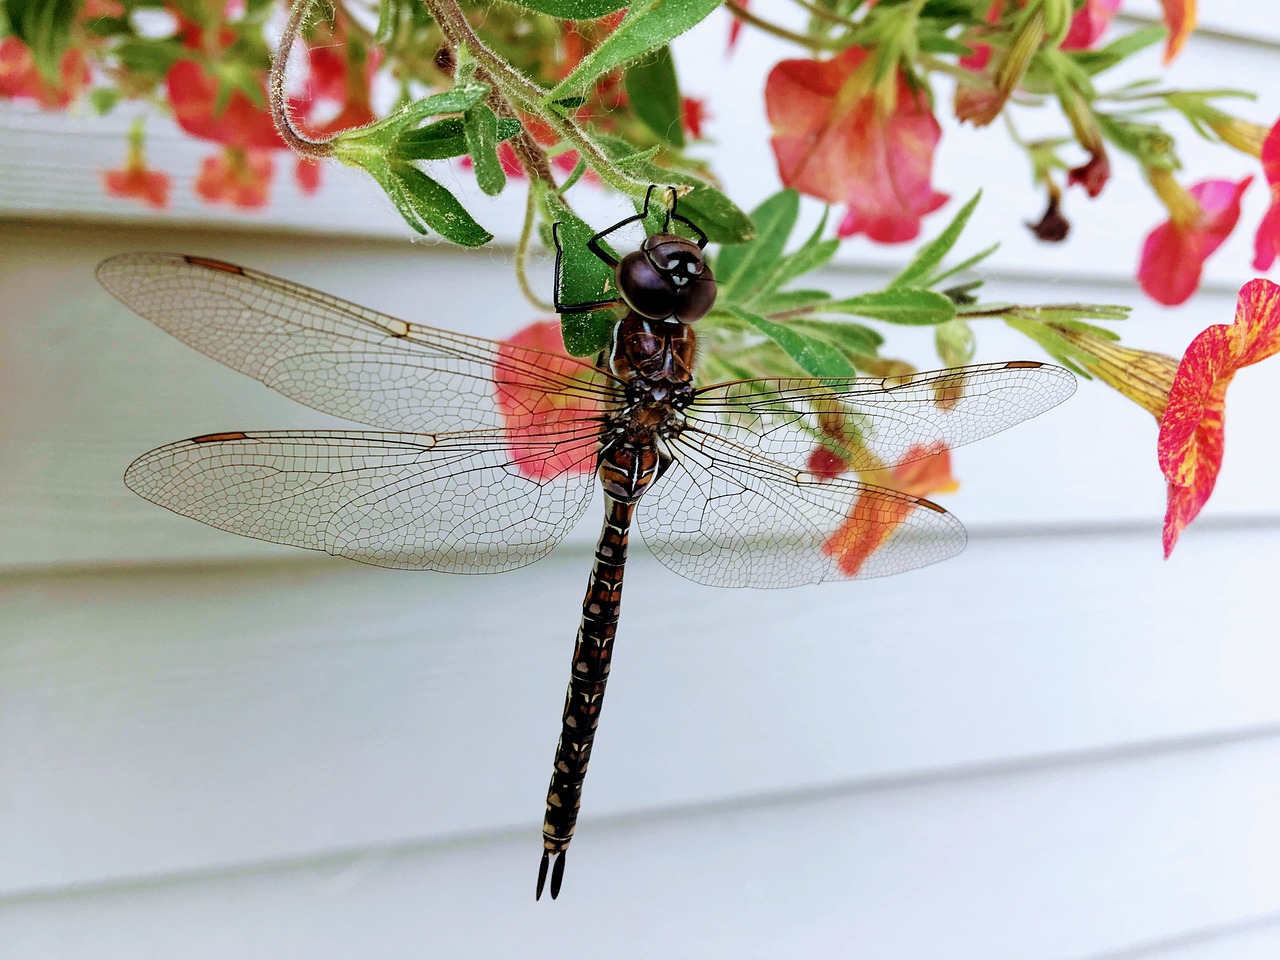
1158 0 1196 63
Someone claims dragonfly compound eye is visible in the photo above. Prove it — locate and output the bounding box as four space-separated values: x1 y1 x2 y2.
616 250 677 320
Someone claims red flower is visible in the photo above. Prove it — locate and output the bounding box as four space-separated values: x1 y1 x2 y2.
1138 174 1252 306
1254 119 1280 271
766 47 948 244
167 60 284 151
102 145 171 209
0 37 89 109
1158 279 1280 555
726 0 748 53
806 446 848 480
1061 0 1122 50
194 148 274 209
682 96 709 140
822 443 958 577
1158 0 1196 63
494 321 604 480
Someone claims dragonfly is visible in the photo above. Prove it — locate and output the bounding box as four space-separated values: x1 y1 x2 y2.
98 187 1075 900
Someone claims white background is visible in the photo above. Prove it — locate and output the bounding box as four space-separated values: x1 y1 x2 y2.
2 2 1280 957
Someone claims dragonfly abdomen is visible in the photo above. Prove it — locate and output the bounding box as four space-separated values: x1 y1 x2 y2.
538 494 635 900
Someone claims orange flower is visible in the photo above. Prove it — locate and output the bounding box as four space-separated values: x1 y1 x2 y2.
494 321 603 481
1254 119 1280 271
1138 173 1252 306
822 443 958 576
1158 279 1280 555
766 47 948 244
1158 0 1196 63
194 148 274 209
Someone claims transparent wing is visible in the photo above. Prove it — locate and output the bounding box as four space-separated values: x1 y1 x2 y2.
637 428 966 588
124 427 600 572
97 253 620 433
687 361 1075 472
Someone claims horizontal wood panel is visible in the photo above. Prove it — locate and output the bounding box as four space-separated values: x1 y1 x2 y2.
4 221 1278 570
2 730 1278 959
2 14 1275 288
3 522 1277 896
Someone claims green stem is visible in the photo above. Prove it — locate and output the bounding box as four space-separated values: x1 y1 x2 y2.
421 0 649 197
723 0 842 51
517 184 554 312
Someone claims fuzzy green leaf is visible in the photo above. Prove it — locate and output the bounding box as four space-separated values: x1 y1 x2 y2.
368 160 493 246
498 0 627 17
560 311 617 357
392 116 521 161
626 45 685 147
548 0 721 100
546 193 620 313
825 288 957 325
890 192 981 289
463 104 505 196
730 306 857 378
715 190 800 300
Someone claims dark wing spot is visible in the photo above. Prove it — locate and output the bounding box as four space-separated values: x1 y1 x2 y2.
183 256 245 275
190 431 250 444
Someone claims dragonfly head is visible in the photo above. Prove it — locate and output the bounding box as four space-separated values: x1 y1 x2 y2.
616 233 716 324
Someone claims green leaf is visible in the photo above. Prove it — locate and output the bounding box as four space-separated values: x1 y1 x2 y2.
365 159 492 246
560 311 617 357
890 191 981 290
548 0 721 101
5 0 79 82
671 184 754 245
715 190 800 301
115 39 185 76
625 45 684 148
928 241 1000 287
392 116 521 161
89 87 119 115
545 192 620 311
788 318 885 355
463 104 505 196
1072 26 1165 76
753 289 833 314
497 0 627 17
729 306 857 378
752 208 838 302
825 288 957 325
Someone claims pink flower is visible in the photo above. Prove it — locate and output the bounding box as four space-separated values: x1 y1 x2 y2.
1138 174 1252 305
1254 119 1280 271
1159 279 1280 555
0 36 89 109
1061 0 1122 50
766 46 948 244
166 60 285 152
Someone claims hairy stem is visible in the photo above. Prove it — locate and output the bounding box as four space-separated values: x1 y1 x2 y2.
516 185 555 312
724 0 840 51
269 0 335 159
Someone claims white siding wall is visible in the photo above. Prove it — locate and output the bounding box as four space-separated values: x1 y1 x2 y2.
2 4 1279 957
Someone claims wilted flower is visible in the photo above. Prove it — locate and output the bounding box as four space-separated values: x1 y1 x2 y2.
495 321 604 480
1138 171 1252 305
1028 190 1071 242
822 443 958 576
766 46 948 243
1159 279 1280 555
